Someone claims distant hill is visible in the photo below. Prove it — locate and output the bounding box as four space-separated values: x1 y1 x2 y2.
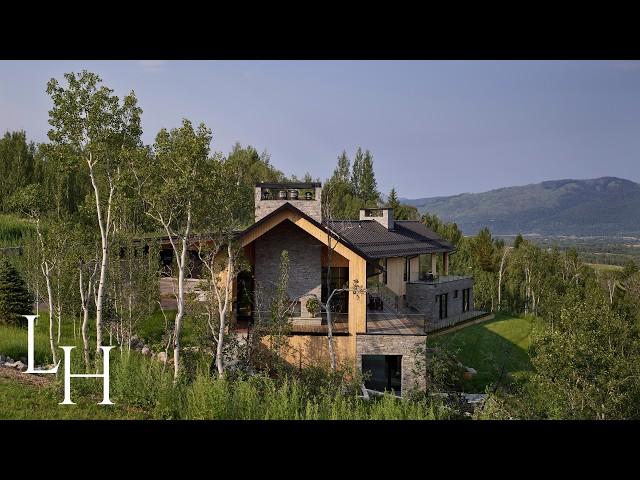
402 177 640 236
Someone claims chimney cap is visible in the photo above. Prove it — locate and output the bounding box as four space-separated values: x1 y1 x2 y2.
256 182 321 189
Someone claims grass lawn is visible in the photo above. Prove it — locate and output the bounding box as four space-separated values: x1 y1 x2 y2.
0 372 146 420
427 313 543 392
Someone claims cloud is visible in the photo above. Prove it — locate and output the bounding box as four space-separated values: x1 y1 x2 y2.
139 60 167 73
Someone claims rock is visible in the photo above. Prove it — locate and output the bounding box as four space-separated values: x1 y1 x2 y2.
141 346 151 356
6 357 13 364
157 351 167 363
14 361 27 372
0 354 5 362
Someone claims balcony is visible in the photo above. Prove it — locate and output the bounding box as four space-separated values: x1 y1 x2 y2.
407 272 473 285
249 311 349 335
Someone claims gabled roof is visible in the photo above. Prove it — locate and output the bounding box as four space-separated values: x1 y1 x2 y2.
238 202 455 261
235 202 375 262
327 219 455 258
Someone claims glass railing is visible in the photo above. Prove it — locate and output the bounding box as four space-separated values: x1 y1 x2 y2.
407 272 472 284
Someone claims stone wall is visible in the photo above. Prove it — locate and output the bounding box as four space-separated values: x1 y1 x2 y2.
254 220 323 317
255 187 322 223
406 277 474 328
356 334 427 394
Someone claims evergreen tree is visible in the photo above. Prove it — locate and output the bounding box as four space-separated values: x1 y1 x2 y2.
359 149 379 206
351 147 364 198
387 188 400 211
0 257 32 326
333 151 350 183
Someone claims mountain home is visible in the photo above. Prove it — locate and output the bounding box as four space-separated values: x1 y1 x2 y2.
160 183 486 394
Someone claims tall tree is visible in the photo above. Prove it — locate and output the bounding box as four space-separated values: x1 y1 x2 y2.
131 119 211 380
359 149 379 206
0 131 36 212
46 70 142 353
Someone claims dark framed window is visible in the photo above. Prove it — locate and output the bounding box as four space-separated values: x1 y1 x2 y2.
382 258 387 285
462 288 470 312
438 293 448 319
403 257 408 281
362 355 402 394
321 266 349 313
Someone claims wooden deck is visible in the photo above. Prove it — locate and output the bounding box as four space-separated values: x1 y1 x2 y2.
365 304 426 335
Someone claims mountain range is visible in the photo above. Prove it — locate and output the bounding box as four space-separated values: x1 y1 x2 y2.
402 177 640 237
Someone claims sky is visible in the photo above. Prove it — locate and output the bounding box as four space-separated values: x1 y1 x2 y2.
1 60 639 199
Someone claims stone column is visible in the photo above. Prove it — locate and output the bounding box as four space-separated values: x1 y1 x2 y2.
443 252 449 276
431 253 437 275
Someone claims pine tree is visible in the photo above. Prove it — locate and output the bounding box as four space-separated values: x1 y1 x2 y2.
333 151 350 183
359 149 379 206
0 258 32 326
351 147 364 197
387 188 400 211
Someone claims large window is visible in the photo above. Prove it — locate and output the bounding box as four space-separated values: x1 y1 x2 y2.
362 355 402 394
321 266 349 313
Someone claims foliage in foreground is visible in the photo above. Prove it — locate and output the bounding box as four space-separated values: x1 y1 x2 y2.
0 350 451 420
478 287 640 420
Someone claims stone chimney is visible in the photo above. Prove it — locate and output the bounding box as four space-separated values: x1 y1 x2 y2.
255 183 322 223
359 208 394 230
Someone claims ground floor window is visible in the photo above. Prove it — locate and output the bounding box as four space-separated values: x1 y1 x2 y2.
362 355 402 394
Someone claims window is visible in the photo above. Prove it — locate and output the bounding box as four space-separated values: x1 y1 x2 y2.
438 293 448 319
403 257 408 281
454 290 458 298
462 288 471 313
362 355 402 394
321 267 349 313
382 258 387 285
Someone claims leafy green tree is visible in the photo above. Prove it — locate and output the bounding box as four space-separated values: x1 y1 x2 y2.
130 119 213 380
513 233 524 249
527 289 640 419
0 258 32 326
46 70 142 353
0 131 37 213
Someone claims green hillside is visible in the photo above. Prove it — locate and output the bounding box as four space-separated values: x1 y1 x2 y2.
404 177 640 236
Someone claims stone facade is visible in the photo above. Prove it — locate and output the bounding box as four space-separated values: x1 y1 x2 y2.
405 277 475 330
253 220 323 317
356 334 427 394
255 186 322 223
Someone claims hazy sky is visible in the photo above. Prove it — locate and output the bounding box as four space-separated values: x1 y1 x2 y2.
1 60 639 198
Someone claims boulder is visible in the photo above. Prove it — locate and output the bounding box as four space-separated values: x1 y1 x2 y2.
141 346 151 356
0 354 5 362
14 361 27 372
157 351 167 363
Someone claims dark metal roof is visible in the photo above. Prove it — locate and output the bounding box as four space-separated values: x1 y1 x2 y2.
236 203 453 260
327 219 455 258
256 182 321 189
